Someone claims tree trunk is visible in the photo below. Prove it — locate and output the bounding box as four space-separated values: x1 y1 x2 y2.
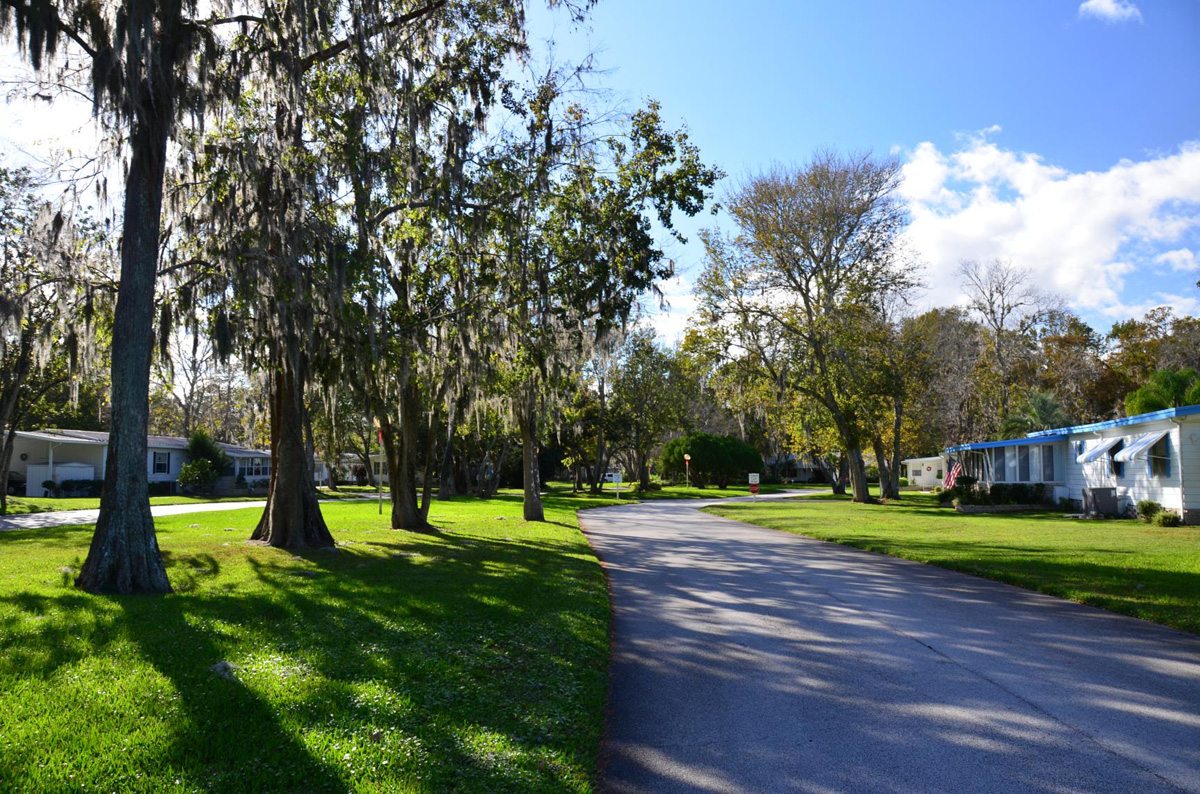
872 436 898 500
384 380 431 530
830 454 848 495
845 443 871 503
889 398 904 498
637 441 652 491
518 396 544 521
0 424 17 516
437 403 457 501
251 361 335 548
77 107 174 594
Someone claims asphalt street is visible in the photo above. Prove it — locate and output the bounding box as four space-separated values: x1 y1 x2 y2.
580 495 1200 794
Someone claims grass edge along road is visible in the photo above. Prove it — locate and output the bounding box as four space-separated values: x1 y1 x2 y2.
0 492 623 793
706 492 1200 635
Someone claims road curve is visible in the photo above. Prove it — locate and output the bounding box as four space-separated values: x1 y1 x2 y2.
579 494 1200 794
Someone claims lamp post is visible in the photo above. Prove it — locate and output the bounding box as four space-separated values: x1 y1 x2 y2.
684 453 691 489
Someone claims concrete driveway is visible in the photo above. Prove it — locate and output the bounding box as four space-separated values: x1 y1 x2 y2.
0 496 374 532
580 495 1200 794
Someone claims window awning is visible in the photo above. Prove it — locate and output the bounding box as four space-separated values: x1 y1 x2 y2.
1113 430 1168 463
1077 436 1122 464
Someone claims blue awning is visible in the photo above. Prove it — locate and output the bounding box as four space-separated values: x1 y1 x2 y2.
1113 431 1167 463
1076 436 1122 464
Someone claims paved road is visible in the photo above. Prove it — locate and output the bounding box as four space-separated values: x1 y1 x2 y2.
0 496 375 531
580 495 1200 794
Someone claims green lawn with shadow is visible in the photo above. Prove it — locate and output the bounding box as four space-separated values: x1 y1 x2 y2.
0 492 617 792
706 491 1200 635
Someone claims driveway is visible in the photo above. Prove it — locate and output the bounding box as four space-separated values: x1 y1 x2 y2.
0 495 374 532
580 495 1200 794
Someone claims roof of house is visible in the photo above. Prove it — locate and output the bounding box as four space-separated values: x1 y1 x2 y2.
946 403 1200 455
15 429 268 457
1025 403 1200 437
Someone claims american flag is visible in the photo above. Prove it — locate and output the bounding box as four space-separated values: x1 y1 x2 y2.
944 460 963 489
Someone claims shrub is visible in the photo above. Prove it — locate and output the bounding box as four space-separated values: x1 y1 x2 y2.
1137 500 1163 523
178 458 219 490
933 485 943 494
1059 497 1075 512
1153 510 1182 527
41 479 59 497
898 477 909 487
59 479 103 497
186 430 232 475
147 481 175 496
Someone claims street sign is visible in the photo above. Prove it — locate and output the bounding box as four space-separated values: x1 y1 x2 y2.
750 483 760 495
748 473 760 485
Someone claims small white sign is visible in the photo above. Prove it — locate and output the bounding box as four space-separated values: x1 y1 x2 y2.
748 473 760 485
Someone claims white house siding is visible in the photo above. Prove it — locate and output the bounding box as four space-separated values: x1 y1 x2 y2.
146 446 185 484
10 434 106 475
1065 418 1186 517
1181 418 1200 524
903 457 946 489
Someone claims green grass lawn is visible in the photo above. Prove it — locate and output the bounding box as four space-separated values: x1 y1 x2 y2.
706 492 1200 635
0 492 617 792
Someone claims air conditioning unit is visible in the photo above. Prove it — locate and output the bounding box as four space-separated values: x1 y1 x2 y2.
1082 487 1117 517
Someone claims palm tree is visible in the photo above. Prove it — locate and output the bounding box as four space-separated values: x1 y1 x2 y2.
1125 368 1200 415
1001 390 1072 438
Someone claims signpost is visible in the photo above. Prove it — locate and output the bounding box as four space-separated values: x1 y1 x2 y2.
613 470 622 500
684 453 691 488
749 472 760 498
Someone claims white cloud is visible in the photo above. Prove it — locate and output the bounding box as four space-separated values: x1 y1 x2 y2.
901 135 1200 322
1078 0 1143 23
641 273 698 345
1156 248 1198 272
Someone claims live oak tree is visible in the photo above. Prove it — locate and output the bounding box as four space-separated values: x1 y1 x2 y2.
493 87 721 520
1 0 247 591
0 166 108 515
324 0 526 530
698 152 915 503
608 328 686 491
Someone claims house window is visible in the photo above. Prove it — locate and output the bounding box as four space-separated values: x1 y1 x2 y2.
240 458 270 477
1149 437 1171 478
1109 440 1124 478
1018 447 1030 482
153 451 170 474
993 448 1006 482
1042 445 1056 481
936 469 943 479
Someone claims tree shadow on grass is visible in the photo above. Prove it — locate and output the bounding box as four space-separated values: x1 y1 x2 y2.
0 586 345 793
0 512 608 792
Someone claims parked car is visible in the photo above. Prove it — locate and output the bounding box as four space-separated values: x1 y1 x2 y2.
6 470 26 496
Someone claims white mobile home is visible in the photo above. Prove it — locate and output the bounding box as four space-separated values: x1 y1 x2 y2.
7 429 270 497
902 456 947 489
946 404 1200 522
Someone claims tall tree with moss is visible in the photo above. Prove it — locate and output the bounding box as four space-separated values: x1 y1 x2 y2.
1 0 248 590
0 166 109 514
494 85 721 520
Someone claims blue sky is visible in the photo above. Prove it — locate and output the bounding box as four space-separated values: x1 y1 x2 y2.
527 0 1200 340
3 1 1197 340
